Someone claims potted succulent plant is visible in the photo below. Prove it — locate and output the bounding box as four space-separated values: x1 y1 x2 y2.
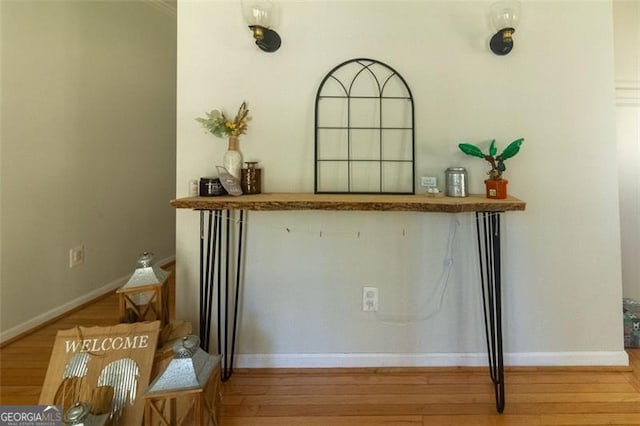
458 138 524 199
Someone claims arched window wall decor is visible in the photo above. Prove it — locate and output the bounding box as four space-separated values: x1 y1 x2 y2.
314 58 415 194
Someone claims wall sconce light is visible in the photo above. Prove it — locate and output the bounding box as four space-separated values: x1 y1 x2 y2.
489 0 521 55
241 0 281 53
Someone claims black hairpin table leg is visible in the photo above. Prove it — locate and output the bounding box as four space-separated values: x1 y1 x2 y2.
476 211 505 413
199 209 244 382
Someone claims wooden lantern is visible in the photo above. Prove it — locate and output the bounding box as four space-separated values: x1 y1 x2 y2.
143 336 222 426
117 252 170 326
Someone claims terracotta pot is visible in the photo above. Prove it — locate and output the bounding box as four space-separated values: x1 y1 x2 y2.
485 179 508 199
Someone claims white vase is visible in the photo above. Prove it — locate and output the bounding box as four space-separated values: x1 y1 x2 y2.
223 136 242 180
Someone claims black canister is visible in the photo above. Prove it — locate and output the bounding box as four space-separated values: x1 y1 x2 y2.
199 177 227 196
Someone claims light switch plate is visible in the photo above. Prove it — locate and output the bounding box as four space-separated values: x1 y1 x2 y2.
421 176 437 188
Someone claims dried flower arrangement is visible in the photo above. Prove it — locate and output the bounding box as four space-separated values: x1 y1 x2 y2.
196 102 250 138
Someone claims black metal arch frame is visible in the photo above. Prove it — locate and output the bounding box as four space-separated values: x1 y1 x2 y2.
314 58 415 194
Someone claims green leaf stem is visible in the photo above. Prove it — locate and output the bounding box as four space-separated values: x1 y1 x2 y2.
499 138 524 160
489 139 497 157
458 143 485 158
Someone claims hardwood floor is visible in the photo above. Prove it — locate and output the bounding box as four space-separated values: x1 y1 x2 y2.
221 358 640 426
2 267 640 425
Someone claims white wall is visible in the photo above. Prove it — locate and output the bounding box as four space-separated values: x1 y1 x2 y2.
176 1 625 366
0 0 177 340
614 0 640 301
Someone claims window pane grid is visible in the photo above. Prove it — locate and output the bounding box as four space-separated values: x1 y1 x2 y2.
315 59 415 194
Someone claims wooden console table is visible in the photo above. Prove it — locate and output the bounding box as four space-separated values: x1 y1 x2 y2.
171 193 526 413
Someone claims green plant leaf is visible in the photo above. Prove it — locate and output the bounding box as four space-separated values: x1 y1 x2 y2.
499 138 524 160
458 143 485 159
489 139 497 157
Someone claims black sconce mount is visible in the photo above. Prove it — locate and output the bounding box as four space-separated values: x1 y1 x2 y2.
490 27 515 56
249 25 281 53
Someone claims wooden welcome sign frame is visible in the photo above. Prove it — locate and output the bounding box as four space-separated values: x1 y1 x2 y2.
39 321 161 425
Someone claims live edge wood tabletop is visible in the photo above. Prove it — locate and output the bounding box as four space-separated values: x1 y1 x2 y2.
170 193 526 213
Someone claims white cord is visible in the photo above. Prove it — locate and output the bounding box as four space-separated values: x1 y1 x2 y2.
374 214 460 325
206 210 463 325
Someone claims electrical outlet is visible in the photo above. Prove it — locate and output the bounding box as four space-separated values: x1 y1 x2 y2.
421 176 437 188
69 245 84 268
362 286 379 312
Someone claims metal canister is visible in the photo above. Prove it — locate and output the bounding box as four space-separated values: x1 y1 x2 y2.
445 167 468 197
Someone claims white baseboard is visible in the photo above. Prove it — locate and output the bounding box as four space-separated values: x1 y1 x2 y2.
0 255 175 345
235 350 629 369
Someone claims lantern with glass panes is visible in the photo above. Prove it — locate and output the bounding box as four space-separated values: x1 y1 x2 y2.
116 252 170 326
143 335 222 426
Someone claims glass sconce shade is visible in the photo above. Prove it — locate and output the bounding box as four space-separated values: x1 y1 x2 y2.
489 0 521 55
242 0 274 27
241 0 281 52
490 0 520 31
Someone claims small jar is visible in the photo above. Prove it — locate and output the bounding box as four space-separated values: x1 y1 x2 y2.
445 167 468 197
241 162 262 194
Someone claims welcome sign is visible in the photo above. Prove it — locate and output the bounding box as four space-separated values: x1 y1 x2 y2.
39 322 160 426
63 334 151 353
